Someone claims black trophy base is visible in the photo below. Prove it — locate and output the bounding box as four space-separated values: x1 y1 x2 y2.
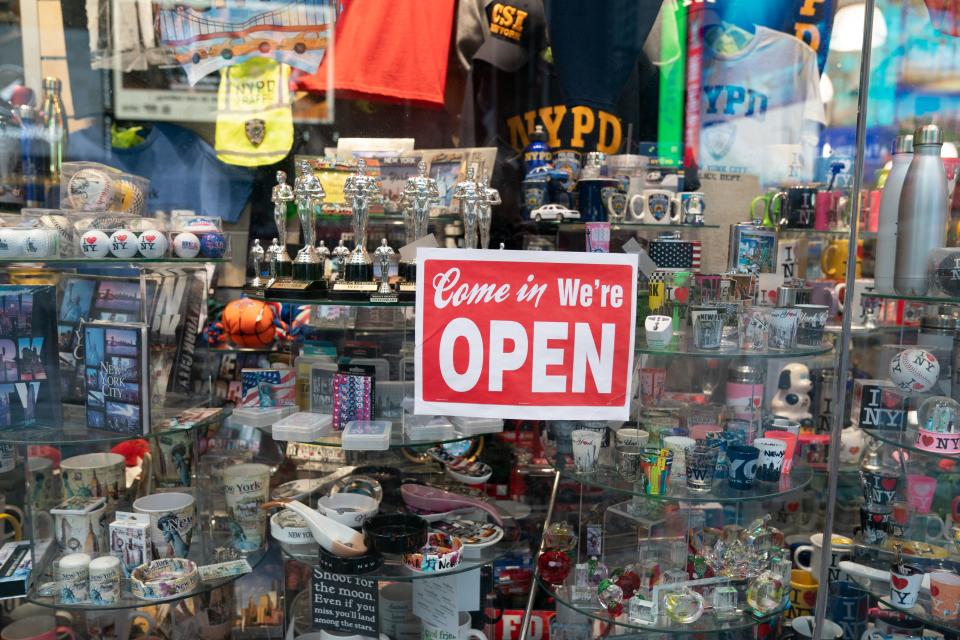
398 281 415 302
292 261 324 282
265 278 328 300
345 262 373 283
329 280 378 301
274 260 293 279
400 261 417 283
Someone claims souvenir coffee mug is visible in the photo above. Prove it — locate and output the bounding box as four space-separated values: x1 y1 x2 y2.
629 189 679 224
132 492 196 559
421 611 488 640
60 452 126 507
674 191 705 225
223 463 271 550
793 533 852 582
821 239 863 279
772 186 817 229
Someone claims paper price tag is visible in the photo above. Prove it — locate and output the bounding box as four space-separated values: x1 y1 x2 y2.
413 573 459 634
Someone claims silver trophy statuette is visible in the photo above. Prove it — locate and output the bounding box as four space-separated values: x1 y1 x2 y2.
402 160 440 245
332 239 351 280
316 239 331 281
250 239 265 288
271 171 294 277
479 173 500 250
293 160 326 281
267 238 281 282
374 239 395 295
453 166 482 249
343 159 383 280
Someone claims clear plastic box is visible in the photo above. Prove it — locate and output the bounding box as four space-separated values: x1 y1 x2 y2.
169 214 230 260
60 162 150 215
273 412 334 442
341 420 392 450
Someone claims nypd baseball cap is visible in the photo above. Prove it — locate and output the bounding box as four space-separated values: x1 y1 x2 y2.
474 0 546 72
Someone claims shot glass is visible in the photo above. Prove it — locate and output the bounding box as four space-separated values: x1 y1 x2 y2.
639 448 674 496
685 445 720 492
615 445 645 483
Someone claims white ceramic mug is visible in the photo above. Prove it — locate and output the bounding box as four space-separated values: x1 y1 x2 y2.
379 582 416 638
60 453 125 506
421 612 487 640
615 428 649 449
132 492 196 559
793 533 852 583
629 189 678 224
53 500 107 554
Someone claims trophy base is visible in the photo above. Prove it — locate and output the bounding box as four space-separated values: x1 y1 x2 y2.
369 293 399 304
400 261 417 283
345 262 373 282
265 278 328 300
292 261 324 282
398 282 416 303
273 260 293 279
329 280 378 301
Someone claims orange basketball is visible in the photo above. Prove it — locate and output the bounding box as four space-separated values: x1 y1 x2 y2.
221 298 275 348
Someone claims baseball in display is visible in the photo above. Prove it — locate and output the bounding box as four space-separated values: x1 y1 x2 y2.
182 217 220 233
109 230 140 258
22 229 57 258
172 232 201 258
199 232 226 258
40 214 73 251
80 229 112 258
138 230 168 258
113 179 145 213
0 228 24 258
889 348 940 393
67 168 115 211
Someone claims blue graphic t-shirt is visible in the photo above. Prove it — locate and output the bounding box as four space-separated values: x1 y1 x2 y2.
68 123 254 222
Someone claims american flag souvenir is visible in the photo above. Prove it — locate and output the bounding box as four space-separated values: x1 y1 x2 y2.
240 368 296 408
649 239 701 271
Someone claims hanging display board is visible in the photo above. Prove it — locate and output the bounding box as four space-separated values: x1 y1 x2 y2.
415 249 638 420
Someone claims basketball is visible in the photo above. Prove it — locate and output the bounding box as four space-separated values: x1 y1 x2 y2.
221 298 275 348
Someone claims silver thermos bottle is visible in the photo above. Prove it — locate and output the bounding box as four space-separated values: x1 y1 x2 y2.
895 124 948 296
875 134 913 293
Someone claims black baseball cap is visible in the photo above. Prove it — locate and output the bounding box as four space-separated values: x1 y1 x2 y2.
474 0 546 72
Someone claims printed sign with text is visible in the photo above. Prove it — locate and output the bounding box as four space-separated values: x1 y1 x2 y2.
415 249 638 420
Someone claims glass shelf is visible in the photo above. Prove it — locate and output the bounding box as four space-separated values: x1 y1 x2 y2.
852 578 959 637
253 293 415 308
863 291 960 305
0 405 223 445
537 221 720 230
861 427 960 463
636 334 832 359
777 228 876 238
553 460 812 503
0 257 228 265
278 528 521 581
538 578 786 634
260 425 476 451
27 532 267 611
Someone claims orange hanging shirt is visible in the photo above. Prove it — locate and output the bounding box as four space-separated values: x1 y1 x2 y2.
296 0 455 108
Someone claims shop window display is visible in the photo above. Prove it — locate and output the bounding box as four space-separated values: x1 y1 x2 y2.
0 1 958 639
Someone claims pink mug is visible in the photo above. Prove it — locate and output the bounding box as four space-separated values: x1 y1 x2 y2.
2 616 76 640
907 475 937 514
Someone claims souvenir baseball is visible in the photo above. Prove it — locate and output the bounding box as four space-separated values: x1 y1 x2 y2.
182 217 220 233
80 229 111 258
138 229 168 258
199 231 227 258
109 229 139 258
21 228 57 258
112 178 145 213
172 232 201 258
889 348 940 393
39 213 74 251
0 228 24 257
67 167 114 211
85 214 127 230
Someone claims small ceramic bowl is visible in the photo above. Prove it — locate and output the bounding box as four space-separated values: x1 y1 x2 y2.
316 493 380 529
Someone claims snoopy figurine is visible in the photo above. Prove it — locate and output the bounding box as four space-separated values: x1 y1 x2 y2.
770 363 813 424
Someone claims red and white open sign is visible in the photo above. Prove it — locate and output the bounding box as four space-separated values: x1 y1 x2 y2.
415 249 638 420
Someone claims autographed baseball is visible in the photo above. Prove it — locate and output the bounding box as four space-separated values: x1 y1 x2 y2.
0 228 24 258
67 168 115 211
22 228 57 258
889 348 940 393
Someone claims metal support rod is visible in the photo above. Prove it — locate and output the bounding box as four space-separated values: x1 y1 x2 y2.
518 468 561 640
812 1 875 637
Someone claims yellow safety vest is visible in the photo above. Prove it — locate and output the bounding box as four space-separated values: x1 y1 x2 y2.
215 58 293 166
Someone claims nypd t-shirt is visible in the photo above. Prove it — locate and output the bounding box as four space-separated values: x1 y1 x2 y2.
699 26 825 185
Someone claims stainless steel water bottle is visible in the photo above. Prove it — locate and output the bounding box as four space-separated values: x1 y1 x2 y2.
895 124 948 296
875 134 913 293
